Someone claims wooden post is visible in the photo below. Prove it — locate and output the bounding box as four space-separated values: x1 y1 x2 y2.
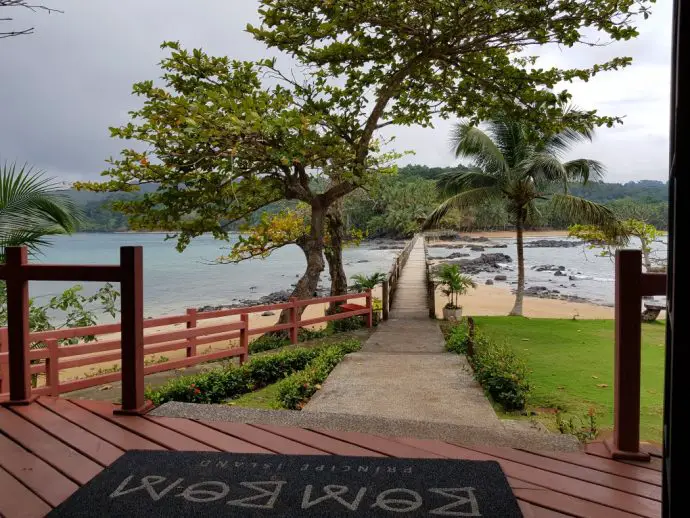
3 247 33 405
606 249 650 460
239 313 249 364
44 339 59 396
0 327 8 395
116 246 151 415
289 297 299 344
365 289 373 328
382 279 390 321
185 308 197 358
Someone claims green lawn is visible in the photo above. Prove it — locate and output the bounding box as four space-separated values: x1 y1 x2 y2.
229 382 284 409
474 317 666 442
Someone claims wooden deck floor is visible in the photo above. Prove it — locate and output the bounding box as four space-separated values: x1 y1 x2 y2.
0 397 661 518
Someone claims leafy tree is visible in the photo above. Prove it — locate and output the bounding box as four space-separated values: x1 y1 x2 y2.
1 162 80 260
250 0 652 165
76 43 394 312
425 112 619 316
568 219 664 270
350 272 387 291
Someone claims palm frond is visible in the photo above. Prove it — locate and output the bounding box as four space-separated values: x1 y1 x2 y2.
423 187 500 229
450 122 507 172
437 169 499 195
0 161 81 257
563 159 605 185
521 152 568 186
549 194 621 231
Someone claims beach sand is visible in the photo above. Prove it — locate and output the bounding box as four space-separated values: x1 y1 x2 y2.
434 284 615 319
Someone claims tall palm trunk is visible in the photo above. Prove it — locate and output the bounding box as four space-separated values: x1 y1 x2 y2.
510 211 525 316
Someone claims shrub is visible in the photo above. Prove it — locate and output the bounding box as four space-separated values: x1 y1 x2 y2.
147 347 321 405
298 326 332 342
147 340 361 406
469 336 530 411
332 315 364 332
445 322 470 354
556 408 599 442
249 334 290 353
276 339 361 409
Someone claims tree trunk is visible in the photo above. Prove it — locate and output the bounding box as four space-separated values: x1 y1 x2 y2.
640 237 652 270
325 202 348 297
276 204 327 325
509 212 525 316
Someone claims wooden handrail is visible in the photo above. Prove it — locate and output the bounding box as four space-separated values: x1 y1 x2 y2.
0 246 375 411
607 249 667 461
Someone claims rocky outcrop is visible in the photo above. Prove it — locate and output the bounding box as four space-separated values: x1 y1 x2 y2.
521 286 590 303
531 265 566 272
525 240 581 248
438 253 513 274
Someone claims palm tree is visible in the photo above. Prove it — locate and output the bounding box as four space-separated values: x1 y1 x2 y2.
424 113 619 316
1 162 80 260
350 272 388 291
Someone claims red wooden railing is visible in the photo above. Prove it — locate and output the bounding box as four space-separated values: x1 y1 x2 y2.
608 249 667 461
0 246 372 414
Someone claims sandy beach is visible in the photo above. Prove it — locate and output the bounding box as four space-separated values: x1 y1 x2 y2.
435 284 615 319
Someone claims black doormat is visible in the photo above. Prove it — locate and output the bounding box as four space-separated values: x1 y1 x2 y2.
49 451 523 517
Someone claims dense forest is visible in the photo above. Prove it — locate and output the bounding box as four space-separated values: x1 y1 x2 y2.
64 164 669 237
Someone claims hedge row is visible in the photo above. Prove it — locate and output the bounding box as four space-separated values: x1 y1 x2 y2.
275 339 361 409
146 339 360 406
444 321 530 411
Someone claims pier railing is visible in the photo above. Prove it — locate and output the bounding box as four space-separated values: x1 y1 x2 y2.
0 246 372 414
381 235 418 320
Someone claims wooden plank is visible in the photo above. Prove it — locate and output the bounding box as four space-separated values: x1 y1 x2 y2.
519 500 574 518
520 448 662 486
39 398 164 451
512 488 639 518
586 442 663 471
146 416 273 454
640 443 663 458
199 421 328 455
396 438 659 518
12 404 124 466
0 432 78 508
0 466 53 518
253 424 384 457
313 429 445 459
467 444 661 501
72 399 217 452
0 406 102 485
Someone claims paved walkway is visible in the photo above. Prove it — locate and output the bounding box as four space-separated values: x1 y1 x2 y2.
305 238 501 430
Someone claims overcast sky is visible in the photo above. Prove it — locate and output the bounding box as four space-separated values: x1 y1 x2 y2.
0 1 673 184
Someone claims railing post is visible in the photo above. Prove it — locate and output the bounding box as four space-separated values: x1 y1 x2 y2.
606 249 650 461
382 279 390 321
116 246 151 415
365 289 373 328
239 313 249 364
185 308 197 358
289 297 299 344
3 247 34 405
44 339 59 397
0 327 8 395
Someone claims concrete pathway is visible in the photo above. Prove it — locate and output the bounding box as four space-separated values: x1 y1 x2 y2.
305 238 501 430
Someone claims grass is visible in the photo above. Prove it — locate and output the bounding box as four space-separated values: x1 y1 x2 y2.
230 382 284 409
473 317 666 442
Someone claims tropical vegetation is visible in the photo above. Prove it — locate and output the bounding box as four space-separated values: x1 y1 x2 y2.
424 112 620 316
436 264 475 310
350 272 388 291
1 162 80 259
